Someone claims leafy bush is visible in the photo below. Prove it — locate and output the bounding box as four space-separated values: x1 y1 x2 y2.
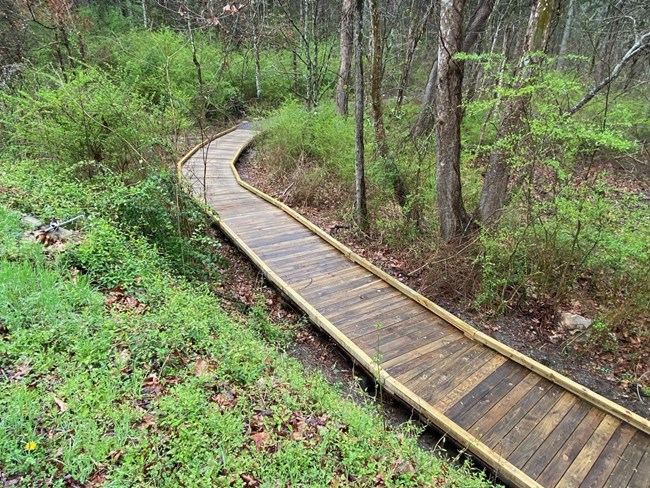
2 66 169 173
476 184 650 335
263 101 357 180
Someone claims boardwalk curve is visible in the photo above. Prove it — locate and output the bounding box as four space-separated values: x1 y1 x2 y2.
179 123 650 488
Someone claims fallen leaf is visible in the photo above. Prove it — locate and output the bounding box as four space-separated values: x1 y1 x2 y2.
138 414 156 430
9 359 31 381
240 473 261 487
53 396 68 414
214 390 237 409
194 359 211 376
251 431 270 450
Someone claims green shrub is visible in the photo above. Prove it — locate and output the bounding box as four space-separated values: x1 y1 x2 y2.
2 66 170 173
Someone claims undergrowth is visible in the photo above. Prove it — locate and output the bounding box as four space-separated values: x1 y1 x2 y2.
0 161 493 487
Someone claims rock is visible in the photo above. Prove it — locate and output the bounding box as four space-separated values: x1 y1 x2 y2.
559 312 592 333
21 215 42 229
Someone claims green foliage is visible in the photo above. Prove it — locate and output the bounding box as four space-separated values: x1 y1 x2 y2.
263 101 357 180
2 66 169 173
476 183 650 336
0 193 491 487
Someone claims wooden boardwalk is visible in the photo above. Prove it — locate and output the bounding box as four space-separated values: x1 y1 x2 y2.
179 124 650 488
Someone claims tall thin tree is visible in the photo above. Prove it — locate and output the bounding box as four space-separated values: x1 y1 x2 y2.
335 0 354 116
353 0 368 230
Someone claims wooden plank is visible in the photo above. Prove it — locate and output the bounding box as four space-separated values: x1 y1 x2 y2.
317 285 398 316
466 372 540 435
329 296 415 328
429 351 505 405
264 243 340 267
507 392 578 468
438 357 519 416
492 391 576 459
387 336 467 380
512 398 589 472
280 258 353 284
291 267 366 293
308 277 386 310
535 407 607 487
556 415 620 487
395 340 475 386
255 239 331 261
243 227 315 248
312 279 399 313
337 299 425 331
247 234 322 254
411 345 491 402
380 329 460 369
299 272 379 302
234 220 303 238
603 431 649 488
577 422 636 488
347 308 431 339
359 320 451 364
628 450 650 488
356 314 443 351
482 383 563 449
272 250 353 277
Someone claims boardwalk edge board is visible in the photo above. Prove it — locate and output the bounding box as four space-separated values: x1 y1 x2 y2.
177 124 649 488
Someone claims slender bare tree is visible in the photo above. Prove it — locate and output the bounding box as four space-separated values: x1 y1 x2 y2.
335 0 353 116
353 0 368 230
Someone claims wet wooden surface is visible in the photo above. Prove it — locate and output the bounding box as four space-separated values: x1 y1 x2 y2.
181 125 650 488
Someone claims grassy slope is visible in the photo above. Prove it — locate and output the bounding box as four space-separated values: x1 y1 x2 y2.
0 160 494 487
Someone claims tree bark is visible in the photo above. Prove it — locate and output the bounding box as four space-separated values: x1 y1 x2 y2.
477 0 559 225
141 0 147 29
369 0 388 157
412 0 495 139
556 0 574 69
252 0 263 99
436 0 470 242
335 0 353 115
353 0 368 230
370 0 408 207
395 1 435 111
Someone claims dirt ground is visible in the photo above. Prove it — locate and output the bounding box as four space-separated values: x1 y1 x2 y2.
235 148 650 421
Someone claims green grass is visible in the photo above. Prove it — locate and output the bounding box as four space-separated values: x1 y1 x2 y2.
0 166 495 486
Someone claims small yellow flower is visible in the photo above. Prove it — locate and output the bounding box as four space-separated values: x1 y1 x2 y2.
24 441 37 451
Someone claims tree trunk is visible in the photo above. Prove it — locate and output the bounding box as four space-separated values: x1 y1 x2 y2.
335 0 354 116
478 0 559 225
369 0 387 158
141 0 147 29
556 0 574 69
412 0 496 139
253 0 263 99
436 0 470 242
353 0 368 230
395 1 435 111
370 0 408 207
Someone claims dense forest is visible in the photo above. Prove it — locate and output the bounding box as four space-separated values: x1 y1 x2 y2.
0 0 649 485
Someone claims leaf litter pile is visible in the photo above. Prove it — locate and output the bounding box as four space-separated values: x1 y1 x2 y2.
0 206 493 487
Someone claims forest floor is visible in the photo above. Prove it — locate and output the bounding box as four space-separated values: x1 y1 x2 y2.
238 149 650 421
